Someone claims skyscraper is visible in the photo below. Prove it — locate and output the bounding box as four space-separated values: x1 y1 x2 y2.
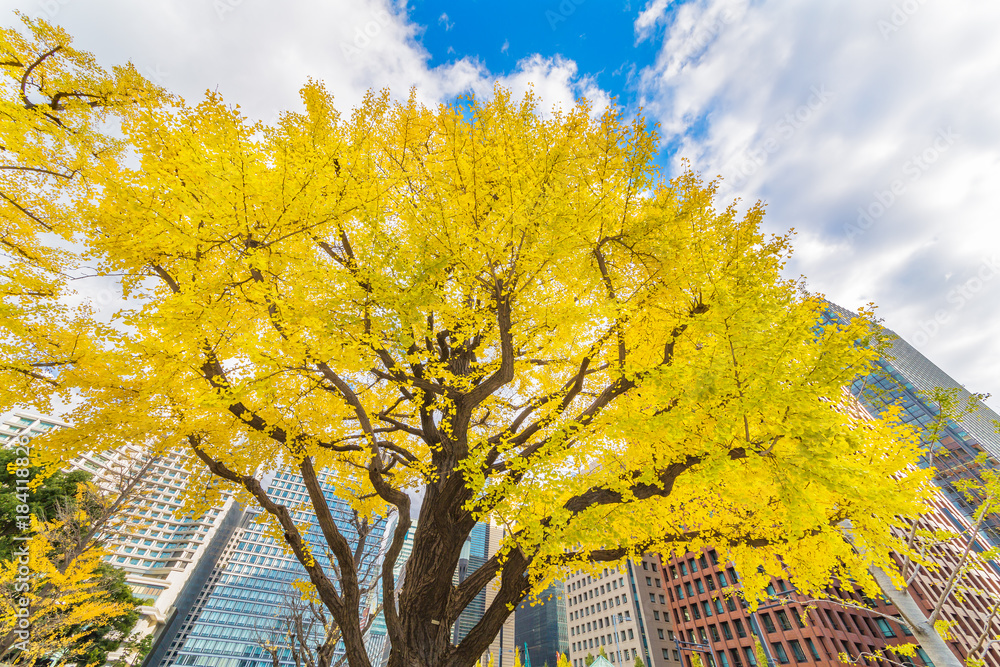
824 303 1000 547
452 521 517 666
0 409 239 661
516 580 569 667
152 467 386 667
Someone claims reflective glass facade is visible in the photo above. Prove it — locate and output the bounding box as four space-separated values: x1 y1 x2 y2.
515 581 569 667
157 469 385 667
824 303 1000 548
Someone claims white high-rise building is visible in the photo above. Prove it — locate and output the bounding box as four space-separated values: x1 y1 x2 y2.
0 409 239 658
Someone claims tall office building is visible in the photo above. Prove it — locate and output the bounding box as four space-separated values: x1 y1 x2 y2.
453 521 517 666
565 557 682 667
153 467 387 667
824 303 1000 547
0 410 238 661
516 581 569 667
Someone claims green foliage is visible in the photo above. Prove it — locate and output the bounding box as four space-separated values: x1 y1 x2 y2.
0 450 141 664
45 563 144 667
0 447 91 559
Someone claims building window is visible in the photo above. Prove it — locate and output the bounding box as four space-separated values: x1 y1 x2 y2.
671 565 678 579
643 561 649 570
650 593 656 603
772 643 790 665
718 572 727 587
680 563 688 575
727 598 737 612
696 580 705 594
709 625 720 642
658 629 665 639
717 651 730 667
676 585 684 600
761 614 776 633
916 648 934 667
775 610 792 631
702 601 713 617
690 559 699 572
654 611 660 620
743 647 758 667
692 604 701 620
652 563 658 572
720 622 733 640
714 599 725 615
706 577 716 591
733 619 747 638
788 640 807 663
875 618 896 638
685 582 694 597
647 577 652 586
660 595 666 604
709 550 719 565
805 639 820 661
663 649 670 660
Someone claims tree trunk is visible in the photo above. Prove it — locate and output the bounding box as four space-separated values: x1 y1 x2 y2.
868 565 963 667
0 629 18 660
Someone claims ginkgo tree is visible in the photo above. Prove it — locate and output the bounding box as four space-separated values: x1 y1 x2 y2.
0 13 156 411
19 70 938 667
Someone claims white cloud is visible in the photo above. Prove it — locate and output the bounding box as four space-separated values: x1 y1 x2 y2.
13 0 610 117
636 0 1000 410
486 54 612 118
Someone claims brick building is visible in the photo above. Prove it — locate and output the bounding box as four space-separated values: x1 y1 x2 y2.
659 483 1000 667
659 548 932 667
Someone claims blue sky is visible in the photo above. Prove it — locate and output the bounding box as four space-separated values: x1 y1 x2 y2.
5 0 1000 411
408 0 659 96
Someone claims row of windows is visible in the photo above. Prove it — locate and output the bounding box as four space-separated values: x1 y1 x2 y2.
572 609 633 631
674 596 734 623
572 627 635 653
572 647 640 667
673 571 734 600
191 622 261 641
668 551 719 579
569 575 626 605
572 618 637 639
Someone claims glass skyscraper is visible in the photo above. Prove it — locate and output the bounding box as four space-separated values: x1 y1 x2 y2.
515 581 569 667
154 468 386 667
0 409 238 664
825 303 1000 547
